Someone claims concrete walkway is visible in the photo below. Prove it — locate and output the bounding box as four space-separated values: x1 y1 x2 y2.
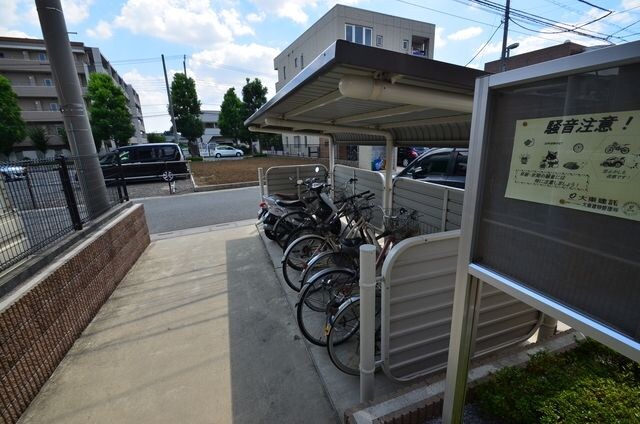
19 222 337 424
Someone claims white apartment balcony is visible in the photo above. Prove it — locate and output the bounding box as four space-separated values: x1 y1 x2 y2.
13 85 58 97
21 110 63 122
0 58 86 73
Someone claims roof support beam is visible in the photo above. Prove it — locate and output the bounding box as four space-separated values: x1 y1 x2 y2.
283 90 344 119
378 114 472 129
264 117 391 138
339 76 473 113
330 104 427 125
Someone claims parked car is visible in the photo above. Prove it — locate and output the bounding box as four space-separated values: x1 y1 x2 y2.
212 145 244 158
395 147 468 189
397 147 428 167
0 164 26 182
99 143 189 182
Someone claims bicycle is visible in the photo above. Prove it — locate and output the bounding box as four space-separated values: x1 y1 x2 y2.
281 192 376 292
295 208 420 347
324 208 421 373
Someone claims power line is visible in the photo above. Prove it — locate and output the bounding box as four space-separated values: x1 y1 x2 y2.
467 0 621 42
466 21 502 66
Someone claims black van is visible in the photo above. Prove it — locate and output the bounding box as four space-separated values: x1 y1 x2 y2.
100 143 190 182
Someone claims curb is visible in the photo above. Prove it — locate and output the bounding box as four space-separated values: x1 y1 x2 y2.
193 180 259 192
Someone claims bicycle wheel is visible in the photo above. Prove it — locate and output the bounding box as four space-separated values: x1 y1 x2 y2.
300 251 357 291
327 299 361 375
296 269 358 346
282 234 329 292
273 211 315 249
327 299 382 376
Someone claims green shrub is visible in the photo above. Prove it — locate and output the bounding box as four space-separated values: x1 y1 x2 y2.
252 152 267 157
188 156 203 162
475 339 640 424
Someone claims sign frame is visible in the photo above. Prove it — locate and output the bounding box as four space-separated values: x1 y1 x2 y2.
442 41 640 423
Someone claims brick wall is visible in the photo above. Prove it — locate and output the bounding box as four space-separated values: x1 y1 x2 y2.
0 204 149 423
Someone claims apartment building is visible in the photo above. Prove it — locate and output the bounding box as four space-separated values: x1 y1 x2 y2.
273 5 435 163
0 37 145 160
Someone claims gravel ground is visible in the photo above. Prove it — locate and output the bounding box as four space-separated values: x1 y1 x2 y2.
124 178 195 199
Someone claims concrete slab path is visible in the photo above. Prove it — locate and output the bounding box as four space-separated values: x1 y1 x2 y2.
19 223 338 424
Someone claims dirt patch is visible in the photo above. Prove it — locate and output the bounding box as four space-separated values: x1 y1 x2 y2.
190 156 329 186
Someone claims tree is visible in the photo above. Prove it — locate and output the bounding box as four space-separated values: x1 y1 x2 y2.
86 73 134 150
170 73 203 156
27 127 48 156
0 75 26 156
146 132 166 143
218 88 244 144
241 78 279 150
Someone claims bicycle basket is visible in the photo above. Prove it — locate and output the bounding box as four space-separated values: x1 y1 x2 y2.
382 208 421 239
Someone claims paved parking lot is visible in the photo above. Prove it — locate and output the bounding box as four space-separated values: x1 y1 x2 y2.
125 178 195 199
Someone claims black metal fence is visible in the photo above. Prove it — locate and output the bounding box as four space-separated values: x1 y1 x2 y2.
0 155 128 273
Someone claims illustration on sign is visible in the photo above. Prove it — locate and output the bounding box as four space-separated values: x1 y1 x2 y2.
505 110 640 221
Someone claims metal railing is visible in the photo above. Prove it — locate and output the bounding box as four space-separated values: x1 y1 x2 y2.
0 155 128 272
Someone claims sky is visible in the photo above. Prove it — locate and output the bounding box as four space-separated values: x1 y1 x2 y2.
2 0 640 132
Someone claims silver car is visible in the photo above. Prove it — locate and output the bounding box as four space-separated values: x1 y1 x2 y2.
0 164 26 182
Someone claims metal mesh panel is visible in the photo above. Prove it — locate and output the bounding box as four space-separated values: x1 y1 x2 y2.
0 156 127 272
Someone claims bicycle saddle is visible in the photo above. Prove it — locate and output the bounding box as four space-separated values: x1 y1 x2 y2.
275 199 306 208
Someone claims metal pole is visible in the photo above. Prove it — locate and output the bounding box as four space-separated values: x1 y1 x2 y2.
183 54 187 76
383 135 394 210
162 54 179 144
500 0 511 72
328 136 336 191
56 156 83 230
257 167 264 198
359 244 376 403
36 0 110 218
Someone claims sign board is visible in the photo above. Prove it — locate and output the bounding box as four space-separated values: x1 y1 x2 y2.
471 61 640 343
504 110 640 221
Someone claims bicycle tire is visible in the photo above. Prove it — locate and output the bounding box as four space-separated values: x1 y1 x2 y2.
273 211 315 248
282 234 329 292
296 269 358 346
327 298 383 376
299 251 357 291
327 298 361 375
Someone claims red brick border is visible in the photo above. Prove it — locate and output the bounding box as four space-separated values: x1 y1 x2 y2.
0 205 149 424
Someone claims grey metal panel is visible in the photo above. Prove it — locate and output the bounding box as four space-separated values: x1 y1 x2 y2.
381 232 542 382
392 178 465 234
264 164 328 195
334 164 385 207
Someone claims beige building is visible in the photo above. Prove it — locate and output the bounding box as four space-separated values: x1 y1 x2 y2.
0 36 145 160
273 5 435 165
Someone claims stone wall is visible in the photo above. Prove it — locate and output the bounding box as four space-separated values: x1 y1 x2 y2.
0 204 149 423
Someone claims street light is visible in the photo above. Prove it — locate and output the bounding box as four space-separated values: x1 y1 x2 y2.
502 42 520 71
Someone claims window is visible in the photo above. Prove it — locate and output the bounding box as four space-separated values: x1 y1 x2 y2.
304 136 308 147
43 79 53 86
402 39 409 50
283 66 286 80
0 52 4 58
300 54 304 69
294 57 298 68
49 102 59 111
345 24 372 46
376 35 383 47
453 151 468 176
38 52 47 61
411 36 428 57
293 135 300 148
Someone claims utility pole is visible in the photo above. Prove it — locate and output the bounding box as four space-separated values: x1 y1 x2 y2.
35 0 109 217
500 0 511 72
183 54 187 76
162 54 179 144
